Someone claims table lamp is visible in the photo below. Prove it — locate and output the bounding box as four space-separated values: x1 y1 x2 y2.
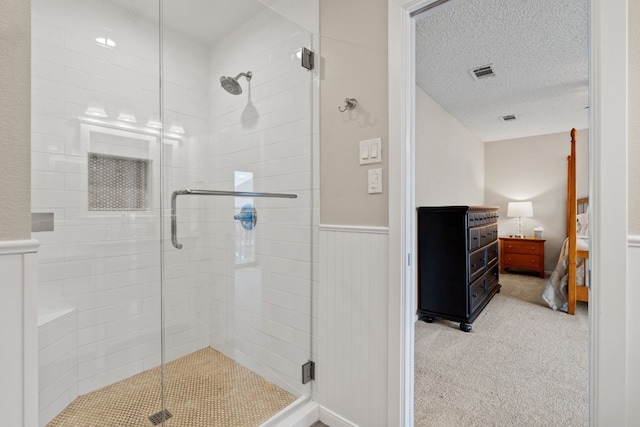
507 201 534 238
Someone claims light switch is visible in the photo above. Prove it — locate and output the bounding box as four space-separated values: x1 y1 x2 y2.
371 141 379 158
360 138 382 165
368 168 382 194
360 144 370 161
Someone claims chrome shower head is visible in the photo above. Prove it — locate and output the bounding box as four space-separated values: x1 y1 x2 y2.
220 71 252 95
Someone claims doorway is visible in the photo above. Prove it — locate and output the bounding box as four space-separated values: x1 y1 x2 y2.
410 0 589 424
387 0 630 426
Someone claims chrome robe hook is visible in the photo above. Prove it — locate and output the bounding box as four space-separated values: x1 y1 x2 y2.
339 98 357 112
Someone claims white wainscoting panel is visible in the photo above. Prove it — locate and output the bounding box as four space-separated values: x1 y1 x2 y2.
317 226 388 427
0 240 39 427
628 236 640 422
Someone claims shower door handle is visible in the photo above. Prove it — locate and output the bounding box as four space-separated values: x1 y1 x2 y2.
170 189 297 249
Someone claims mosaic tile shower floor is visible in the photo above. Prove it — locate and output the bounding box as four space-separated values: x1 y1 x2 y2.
47 347 296 427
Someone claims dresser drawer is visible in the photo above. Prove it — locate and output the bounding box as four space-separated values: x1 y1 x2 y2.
469 265 499 314
502 239 541 255
468 224 498 251
468 247 487 283
479 224 497 247
486 240 499 265
468 227 481 251
503 253 541 269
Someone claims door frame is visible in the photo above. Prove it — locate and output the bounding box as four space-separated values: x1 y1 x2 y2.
387 0 630 425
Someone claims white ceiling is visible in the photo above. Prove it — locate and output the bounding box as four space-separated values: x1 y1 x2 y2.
161 0 265 45
415 0 589 142
106 0 265 45
106 0 316 46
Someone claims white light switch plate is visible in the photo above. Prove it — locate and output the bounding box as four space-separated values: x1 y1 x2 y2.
360 138 382 165
368 168 382 194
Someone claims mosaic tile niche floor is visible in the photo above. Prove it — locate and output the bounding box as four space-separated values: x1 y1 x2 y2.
47 347 296 427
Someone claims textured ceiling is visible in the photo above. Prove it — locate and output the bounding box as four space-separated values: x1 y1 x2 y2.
415 0 589 142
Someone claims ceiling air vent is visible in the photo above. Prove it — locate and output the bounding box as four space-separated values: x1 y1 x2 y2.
469 64 495 81
500 114 517 122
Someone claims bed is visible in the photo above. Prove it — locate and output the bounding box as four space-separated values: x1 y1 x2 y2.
542 128 589 314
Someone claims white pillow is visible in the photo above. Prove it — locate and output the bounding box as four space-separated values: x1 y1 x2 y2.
576 212 589 237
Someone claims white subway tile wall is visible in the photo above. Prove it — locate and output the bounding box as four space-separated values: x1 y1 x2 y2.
32 0 317 421
38 310 78 427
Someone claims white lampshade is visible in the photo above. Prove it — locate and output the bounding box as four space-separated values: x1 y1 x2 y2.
507 201 534 218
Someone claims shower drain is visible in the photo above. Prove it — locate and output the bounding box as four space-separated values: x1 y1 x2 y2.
148 409 173 425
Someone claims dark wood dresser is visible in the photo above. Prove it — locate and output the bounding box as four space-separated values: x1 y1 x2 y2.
417 206 501 332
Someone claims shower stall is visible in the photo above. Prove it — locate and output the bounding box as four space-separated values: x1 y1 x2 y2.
31 0 318 425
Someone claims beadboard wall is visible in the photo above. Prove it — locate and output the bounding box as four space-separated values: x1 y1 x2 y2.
0 240 39 427
628 236 640 422
316 226 389 427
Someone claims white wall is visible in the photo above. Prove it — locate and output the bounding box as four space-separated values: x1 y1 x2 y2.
484 129 589 271
414 86 485 207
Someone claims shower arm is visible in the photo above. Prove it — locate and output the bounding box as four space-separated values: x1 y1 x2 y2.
234 72 252 81
171 189 297 249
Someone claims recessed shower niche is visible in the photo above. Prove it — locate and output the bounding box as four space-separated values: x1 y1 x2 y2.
81 124 177 213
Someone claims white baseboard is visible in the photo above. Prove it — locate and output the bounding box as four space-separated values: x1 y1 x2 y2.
260 398 318 427
259 399 359 427
319 406 359 427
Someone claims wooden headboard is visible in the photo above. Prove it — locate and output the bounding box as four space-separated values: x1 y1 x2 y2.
577 197 589 215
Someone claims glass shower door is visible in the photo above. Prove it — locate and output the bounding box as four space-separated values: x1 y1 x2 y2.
32 0 315 424
159 0 315 425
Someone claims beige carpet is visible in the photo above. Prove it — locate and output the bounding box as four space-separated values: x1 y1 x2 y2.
414 272 588 427
48 347 296 427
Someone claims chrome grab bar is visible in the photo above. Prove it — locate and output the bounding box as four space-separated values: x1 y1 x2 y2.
171 189 298 249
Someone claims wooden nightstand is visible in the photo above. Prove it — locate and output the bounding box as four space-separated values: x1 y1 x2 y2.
499 237 545 277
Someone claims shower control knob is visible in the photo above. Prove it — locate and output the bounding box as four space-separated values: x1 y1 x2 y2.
234 204 257 230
